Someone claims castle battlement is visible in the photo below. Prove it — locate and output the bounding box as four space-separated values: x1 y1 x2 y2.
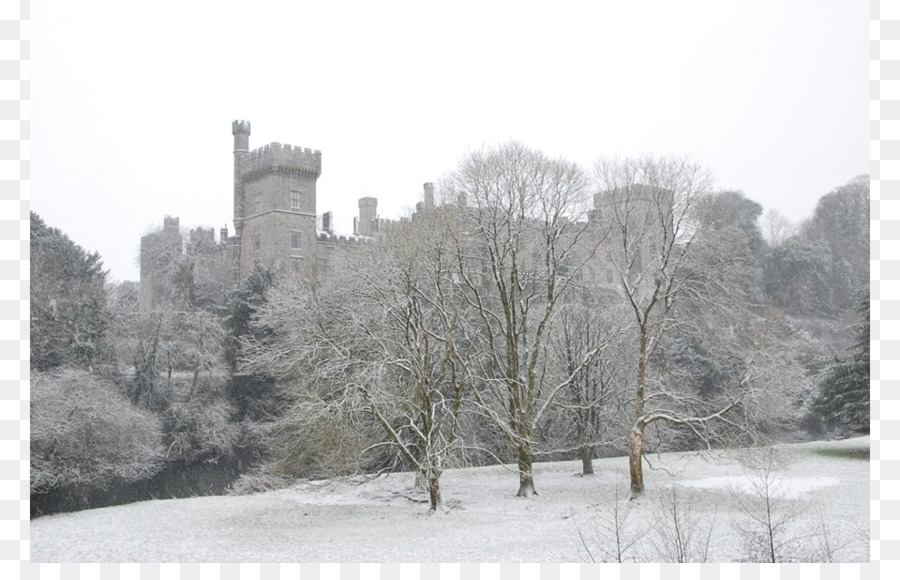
189 226 215 247
232 119 251 136
240 141 322 180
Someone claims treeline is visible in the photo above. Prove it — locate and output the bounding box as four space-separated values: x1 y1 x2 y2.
30 147 869 514
30 213 277 514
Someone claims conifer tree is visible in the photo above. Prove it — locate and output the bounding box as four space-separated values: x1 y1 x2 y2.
30 212 110 371
812 292 870 432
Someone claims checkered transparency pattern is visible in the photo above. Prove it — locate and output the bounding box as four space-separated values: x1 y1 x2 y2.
0 0 27 580
6 1 891 579
874 0 900 579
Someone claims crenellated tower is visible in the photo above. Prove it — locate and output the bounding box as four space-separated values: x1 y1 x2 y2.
139 216 183 311
231 120 322 279
356 196 378 237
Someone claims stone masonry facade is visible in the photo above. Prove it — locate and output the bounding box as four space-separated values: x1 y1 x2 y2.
139 121 413 310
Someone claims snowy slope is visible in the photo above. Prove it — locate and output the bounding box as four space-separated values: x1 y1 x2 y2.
30 437 869 563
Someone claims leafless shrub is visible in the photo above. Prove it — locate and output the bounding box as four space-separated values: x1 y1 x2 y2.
730 446 806 562
804 504 856 563
649 485 716 562
849 519 870 559
573 477 646 563
589 477 646 562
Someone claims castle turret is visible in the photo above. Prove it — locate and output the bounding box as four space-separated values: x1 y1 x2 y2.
233 119 251 152
232 120 251 241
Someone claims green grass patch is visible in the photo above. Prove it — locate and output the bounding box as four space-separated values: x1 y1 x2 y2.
811 446 870 460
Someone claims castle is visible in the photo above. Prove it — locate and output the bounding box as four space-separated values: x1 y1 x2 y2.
139 120 434 311
140 121 660 311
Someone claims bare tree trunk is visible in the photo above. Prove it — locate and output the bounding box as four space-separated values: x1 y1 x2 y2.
629 327 649 495
628 425 644 495
580 445 594 476
188 367 200 402
428 474 442 512
516 445 537 497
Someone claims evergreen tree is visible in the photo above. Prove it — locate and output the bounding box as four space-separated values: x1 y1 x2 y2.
30 212 110 371
811 293 870 432
224 265 278 421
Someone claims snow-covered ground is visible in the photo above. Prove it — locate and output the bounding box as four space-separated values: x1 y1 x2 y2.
30 437 869 563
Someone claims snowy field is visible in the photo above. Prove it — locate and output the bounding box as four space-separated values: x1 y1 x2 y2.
30 437 869 563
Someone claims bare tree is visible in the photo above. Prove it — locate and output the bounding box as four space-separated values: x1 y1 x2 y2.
761 208 797 248
807 504 855 563
730 447 807 563
242 208 468 512
442 142 608 497
593 156 768 495
650 485 716 562
578 477 646 562
550 289 631 475
360 211 471 511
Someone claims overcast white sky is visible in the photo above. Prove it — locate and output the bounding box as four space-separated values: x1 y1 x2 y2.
31 0 870 283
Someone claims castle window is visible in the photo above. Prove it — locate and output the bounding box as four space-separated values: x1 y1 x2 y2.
253 233 261 252
291 231 303 249
254 195 261 213
291 190 303 210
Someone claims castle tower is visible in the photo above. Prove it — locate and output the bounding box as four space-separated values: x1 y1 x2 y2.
358 197 378 237
139 216 183 311
423 182 435 209
163 215 180 235
231 120 322 279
